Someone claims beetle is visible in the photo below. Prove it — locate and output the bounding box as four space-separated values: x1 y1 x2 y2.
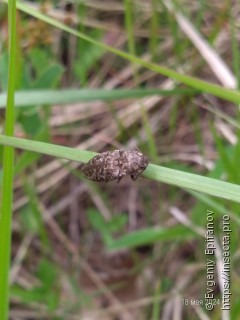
80 149 148 183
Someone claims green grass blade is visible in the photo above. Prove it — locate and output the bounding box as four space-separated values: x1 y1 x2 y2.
0 135 97 163
0 88 197 108
0 135 240 203
123 0 159 160
145 164 240 203
107 225 196 250
0 1 17 319
149 0 158 60
124 0 135 57
4 0 240 103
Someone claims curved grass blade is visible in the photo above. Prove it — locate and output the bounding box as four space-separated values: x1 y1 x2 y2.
0 135 240 203
3 0 240 104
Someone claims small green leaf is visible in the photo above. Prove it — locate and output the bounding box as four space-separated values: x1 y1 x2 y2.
28 48 51 77
88 209 127 233
19 111 42 135
32 64 64 89
36 260 57 287
20 205 40 232
107 225 196 250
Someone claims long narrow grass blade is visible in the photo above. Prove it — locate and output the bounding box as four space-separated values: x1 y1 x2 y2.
0 88 197 108
0 135 240 203
3 0 240 103
0 1 17 319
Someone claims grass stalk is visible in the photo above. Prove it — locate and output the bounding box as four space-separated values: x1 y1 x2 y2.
0 1 17 319
0 135 240 203
3 0 240 103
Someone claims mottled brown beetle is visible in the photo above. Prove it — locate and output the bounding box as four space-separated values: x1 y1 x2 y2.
80 150 148 183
